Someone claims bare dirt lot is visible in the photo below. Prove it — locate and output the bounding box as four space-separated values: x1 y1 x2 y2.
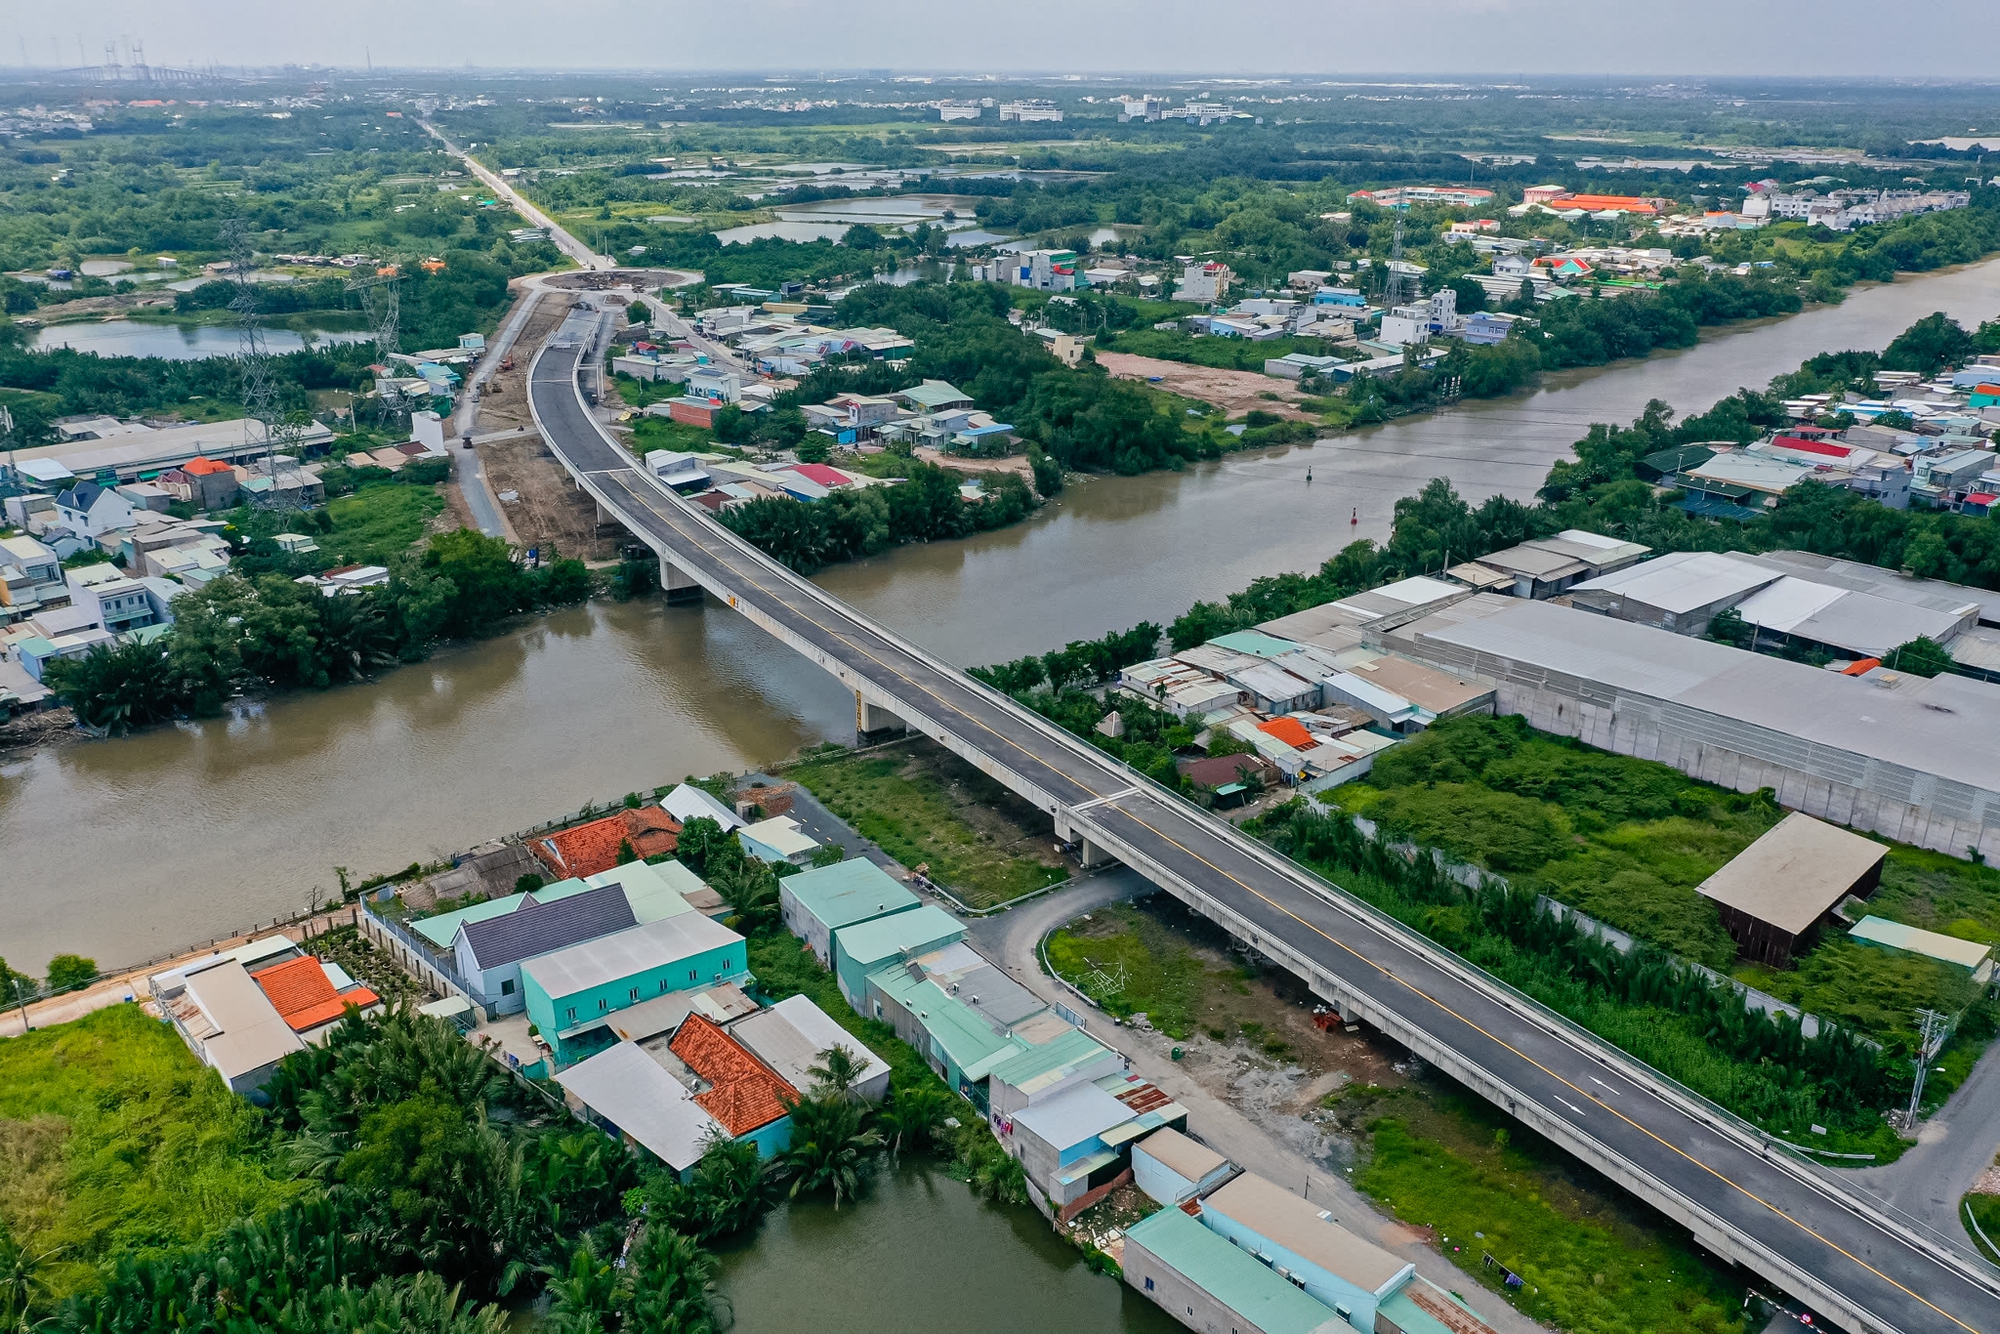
461 294 622 562
1095 351 1316 421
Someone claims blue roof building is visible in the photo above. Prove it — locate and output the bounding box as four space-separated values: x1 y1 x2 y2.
829 904 964 1009
780 858 920 965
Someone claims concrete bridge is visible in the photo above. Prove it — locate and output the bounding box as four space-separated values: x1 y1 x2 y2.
526 308 2000 1334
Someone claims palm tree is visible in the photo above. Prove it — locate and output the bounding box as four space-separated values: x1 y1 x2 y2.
710 858 779 932
806 1043 866 1101
622 1224 725 1334
539 1235 621 1334
43 639 180 732
0 1226 59 1331
878 1085 951 1161
316 592 398 682
777 1094 883 1209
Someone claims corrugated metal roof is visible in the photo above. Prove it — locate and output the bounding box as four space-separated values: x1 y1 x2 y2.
521 911 743 1000
555 1041 719 1171
1134 1127 1230 1184
1848 916 1993 970
1123 1207 1344 1334
1012 1081 1135 1151
1205 1172 1411 1292
1569 550 1782 616
457 882 637 971
782 859 920 931
1697 813 1886 935
833 904 964 967
988 1026 1116 1091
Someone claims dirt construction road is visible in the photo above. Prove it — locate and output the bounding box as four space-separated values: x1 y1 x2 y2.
1095 351 1318 420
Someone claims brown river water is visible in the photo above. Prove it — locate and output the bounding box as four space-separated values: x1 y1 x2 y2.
8 259 2000 967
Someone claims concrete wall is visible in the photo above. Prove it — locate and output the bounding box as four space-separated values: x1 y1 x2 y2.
1123 1231 1285 1334
1479 677 2000 862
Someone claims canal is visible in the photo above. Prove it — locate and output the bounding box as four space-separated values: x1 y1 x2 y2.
8 258 2000 966
713 1164 1178 1334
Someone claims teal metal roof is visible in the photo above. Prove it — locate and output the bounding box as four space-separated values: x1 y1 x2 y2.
1209 629 1299 659
1849 915 1993 971
783 859 920 932
585 862 697 925
1374 1284 1479 1334
986 1026 1115 1092
833 903 963 967
869 964 1017 1073
1124 1208 1342 1334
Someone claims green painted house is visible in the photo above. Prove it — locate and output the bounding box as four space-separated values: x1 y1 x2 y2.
522 912 749 1067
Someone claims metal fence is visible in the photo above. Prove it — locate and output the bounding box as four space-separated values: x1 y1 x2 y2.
357 904 494 1020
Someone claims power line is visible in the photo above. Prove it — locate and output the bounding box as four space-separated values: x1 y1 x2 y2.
220 217 303 515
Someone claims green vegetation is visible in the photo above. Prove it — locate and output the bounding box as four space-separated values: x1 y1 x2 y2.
1331 1088 1747 1334
1966 1190 2000 1261
44 529 591 731
784 742 1068 908
1044 903 1247 1038
0 1005 310 1298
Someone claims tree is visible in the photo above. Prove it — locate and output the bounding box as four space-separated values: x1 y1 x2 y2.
1705 607 1754 649
674 816 737 875
809 842 846 869
805 1043 866 1101
44 954 98 993
775 1092 882 1208
44 639 182 732
710 856 779 931
623 1224 725 1334
1888 635 1956 678
878 1085 950 1160
1881 312 1973 377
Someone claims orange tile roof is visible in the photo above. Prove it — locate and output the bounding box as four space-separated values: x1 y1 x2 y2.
182 455 234 476
251 955 379 1032
670 1014 794 1136
1256 716 1315 749
531 806 681 878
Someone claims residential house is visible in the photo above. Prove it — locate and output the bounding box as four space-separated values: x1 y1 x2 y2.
1200 1172 1415 1330
530 806 682 879
1122 1206 1352 1334
1131 1127 1237 1205
737 815 819 866
66 563 176 633
521 912 751 1067
895 380 973 413
451 882 639 1015
1006 1070 1186 1219
729 993 893 1102
54 481 136 544
114 481 173 514
152 956 306 1094
830 903 966 1008
779 857 920 964
249 954 382 1041
1175 263 1233 304
661 1014 797 1158
0 534 64 619
660 781 745 833
986 1026 1127 1119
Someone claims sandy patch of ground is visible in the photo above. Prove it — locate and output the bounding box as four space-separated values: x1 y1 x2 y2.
1095 351 1316 420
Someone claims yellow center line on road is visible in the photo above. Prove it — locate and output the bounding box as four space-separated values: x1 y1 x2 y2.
561 366 1978 1331
1105 801 1979 1334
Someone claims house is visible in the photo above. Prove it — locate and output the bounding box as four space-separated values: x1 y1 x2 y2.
1131 1127 1237 1205
66 563 174 633
1006 1070 1187 1218
530 806 681 879
737 815 819 866
729 993 893 1103
665 1014 797 1157
1176 262 1233 304
0 534 65 617
1464 531 1649 599
54 482 136 544
453 881 639 1015
779 857 920 964
896 380 974 413
986 1026 1127 1119
830 903 967 1008
1199 1172 1415 1330
249 954 382 1041
659 781 745 832
153 956 306 1094
521 912 750 1066
1122 1206 1352 1334
1695 812 1887 965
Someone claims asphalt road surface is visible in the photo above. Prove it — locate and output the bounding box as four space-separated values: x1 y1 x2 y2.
530 325 2000 1334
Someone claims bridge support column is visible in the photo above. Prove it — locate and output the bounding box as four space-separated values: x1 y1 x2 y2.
660 559 702 606
1077 837 1117 870
856 694 906 741
594 498 620 529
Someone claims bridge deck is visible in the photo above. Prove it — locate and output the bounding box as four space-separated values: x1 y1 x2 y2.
530 323 2000 1334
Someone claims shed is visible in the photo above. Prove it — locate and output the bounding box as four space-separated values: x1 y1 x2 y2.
1695 813 1887 965
1131 1127 1236 1204
779 858 920 964
554 1040 724 1176
737 815 819 865
1848 916 1995 984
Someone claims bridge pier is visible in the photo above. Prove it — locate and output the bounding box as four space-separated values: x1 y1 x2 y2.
856 695 907 741
1076 837 1117 870
660 559 702 605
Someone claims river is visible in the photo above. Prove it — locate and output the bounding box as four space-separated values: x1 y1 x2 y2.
714 1164 1176 1333
8 258 2000 966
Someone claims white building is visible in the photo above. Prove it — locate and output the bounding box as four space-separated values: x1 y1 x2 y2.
1174 262 1232 304
998 100 1064 123
935 100 982 121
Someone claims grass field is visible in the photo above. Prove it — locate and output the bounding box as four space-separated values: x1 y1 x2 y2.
320 481 446 566
1345 1090 1748 1334
785 741 1068 909
1043 902 1249 1040
0 1005 306 1297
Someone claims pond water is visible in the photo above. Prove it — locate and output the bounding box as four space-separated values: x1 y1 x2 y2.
713 220 852 246
30 321 371 360
776 193 982 225
714 1164 1178 1334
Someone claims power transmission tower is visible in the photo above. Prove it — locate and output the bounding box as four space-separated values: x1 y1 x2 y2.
344 263 406 426
219 218 302 514
1381 216 1408 311
1905 1007 1953 1127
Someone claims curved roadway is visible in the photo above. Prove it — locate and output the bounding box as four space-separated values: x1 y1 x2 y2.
529 318 2000 1334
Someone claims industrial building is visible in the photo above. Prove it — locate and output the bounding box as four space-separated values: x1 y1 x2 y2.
1382 595 2000 861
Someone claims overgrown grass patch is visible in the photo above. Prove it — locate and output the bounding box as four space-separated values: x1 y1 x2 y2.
1043 902 1246 1038
1352 1100 1748 1334
786 742 1067 909
321 481 445 566
0 1004 309 1297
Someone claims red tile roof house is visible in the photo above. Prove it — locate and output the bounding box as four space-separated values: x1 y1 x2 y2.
531 806 681 879
251 955 381 1040
669 1013 798 1154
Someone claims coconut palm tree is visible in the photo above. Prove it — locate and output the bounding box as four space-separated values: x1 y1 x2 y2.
776 1093 883 1209
878 1085 951 1161
622 1224 726 1334
805 1043 866 1101
710 857 779 931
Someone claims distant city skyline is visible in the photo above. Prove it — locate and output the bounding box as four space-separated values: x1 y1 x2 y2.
8 1 1999 82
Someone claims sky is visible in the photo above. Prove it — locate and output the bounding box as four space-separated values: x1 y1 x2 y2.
9 0 1998 80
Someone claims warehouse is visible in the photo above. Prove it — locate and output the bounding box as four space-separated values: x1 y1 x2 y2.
1383 595 2000 861
1694 813 1886 964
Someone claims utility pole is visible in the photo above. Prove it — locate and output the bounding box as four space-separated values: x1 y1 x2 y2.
1906 1007 1952 1127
